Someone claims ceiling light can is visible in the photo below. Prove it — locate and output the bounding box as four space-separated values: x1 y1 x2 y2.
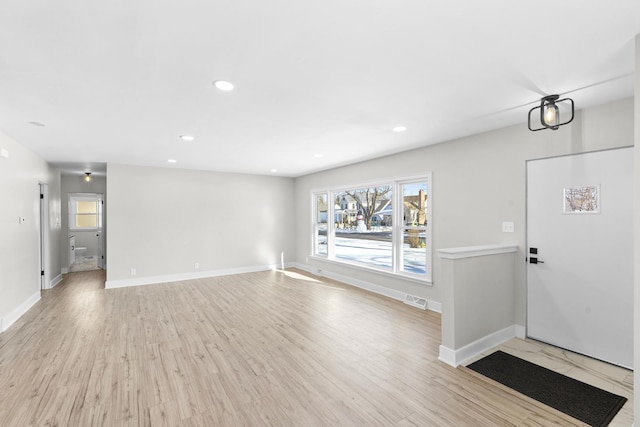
213 80 234 91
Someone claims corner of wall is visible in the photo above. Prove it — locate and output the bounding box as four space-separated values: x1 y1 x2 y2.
50 273 64 289
438 325 518 367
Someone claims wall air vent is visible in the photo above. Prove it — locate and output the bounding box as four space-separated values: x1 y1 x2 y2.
404 294 428 310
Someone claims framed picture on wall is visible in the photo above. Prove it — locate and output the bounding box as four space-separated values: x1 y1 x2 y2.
563 185 600 214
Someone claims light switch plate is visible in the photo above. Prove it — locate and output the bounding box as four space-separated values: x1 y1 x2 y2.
1 148 8 158
502 221 514 233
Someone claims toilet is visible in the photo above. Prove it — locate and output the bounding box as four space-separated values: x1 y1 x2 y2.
75 246 87 263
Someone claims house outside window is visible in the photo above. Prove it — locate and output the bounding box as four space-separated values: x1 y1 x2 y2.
312 174 432 282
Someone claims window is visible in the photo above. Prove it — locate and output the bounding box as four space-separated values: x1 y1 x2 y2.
312 174 432 282
334 185 393 270
400 181 428 275
313 192 328 256
69 194 102 231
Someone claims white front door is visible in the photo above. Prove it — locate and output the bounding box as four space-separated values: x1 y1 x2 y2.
526 147 633 368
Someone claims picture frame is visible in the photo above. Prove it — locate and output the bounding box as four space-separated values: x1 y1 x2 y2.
563 185 600 214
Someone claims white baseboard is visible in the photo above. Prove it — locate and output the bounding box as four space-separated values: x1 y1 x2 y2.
438 325 517 367
104 263 296 289
1 291 41 333
61 267 69 274
438 345 457 367
515 324 526 339
427 300 442 313
50 273 63 289
292 262 441 313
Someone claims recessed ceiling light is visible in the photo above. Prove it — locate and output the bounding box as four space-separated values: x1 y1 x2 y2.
28 121 46 127
271 169 278 173
213 80 234 91
168 159 177 163
313 154 323 158
179 135 194 141
392 126 407 132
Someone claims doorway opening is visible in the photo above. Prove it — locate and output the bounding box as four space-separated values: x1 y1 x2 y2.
68 193 104 272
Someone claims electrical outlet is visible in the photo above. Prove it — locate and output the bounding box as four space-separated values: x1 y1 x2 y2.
130 268 136 276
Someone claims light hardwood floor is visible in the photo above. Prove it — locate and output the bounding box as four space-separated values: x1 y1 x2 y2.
0 269 630 426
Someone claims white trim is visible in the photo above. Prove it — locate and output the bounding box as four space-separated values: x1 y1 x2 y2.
50 273 63 289
437 244 518 260
438 325 517 367
515 324 526 339
310 172 431 195
427 300 442 313
1 291 41 333
438 345 457 367
61 267 69 274
309 255 432 286
68 193 102 232
294 262 441 312
104 263 296 289
294 262 406 301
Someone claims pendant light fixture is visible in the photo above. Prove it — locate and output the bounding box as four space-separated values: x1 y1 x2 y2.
528 95 574 131
84 172 92 182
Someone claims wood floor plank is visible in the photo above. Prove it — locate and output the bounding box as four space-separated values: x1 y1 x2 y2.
0 268 610 426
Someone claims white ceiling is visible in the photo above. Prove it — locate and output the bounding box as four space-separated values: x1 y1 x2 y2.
1 1 639 177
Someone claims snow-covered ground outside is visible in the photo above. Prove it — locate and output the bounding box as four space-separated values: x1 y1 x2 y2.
316 230 427 274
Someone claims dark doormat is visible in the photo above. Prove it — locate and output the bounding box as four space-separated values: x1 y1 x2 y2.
467 350 627 426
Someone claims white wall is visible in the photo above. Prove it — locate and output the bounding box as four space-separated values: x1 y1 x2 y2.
633 33 639 425
60 174 107 267
106 163 296 285
0 131 61 331
295 97 634 326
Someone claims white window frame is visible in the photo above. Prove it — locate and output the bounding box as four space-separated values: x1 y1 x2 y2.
69 193 102 231
312 192 329 257
311 173 432 283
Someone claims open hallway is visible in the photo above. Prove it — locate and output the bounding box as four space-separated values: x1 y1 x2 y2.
0 270 630 426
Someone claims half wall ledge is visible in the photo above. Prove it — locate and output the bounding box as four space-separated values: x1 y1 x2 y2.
437 244 519 367
438 244 519 259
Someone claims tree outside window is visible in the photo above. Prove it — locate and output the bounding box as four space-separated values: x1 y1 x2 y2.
311 174 432 282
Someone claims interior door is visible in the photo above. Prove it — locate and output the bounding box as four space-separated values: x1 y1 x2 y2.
39 183 49 290
96 194 104 269
527 147 633 368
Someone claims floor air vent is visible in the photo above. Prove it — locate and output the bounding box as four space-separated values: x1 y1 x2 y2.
404 294 428 310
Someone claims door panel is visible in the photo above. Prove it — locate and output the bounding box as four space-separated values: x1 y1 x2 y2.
97 194 104 269
527 148 633 368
